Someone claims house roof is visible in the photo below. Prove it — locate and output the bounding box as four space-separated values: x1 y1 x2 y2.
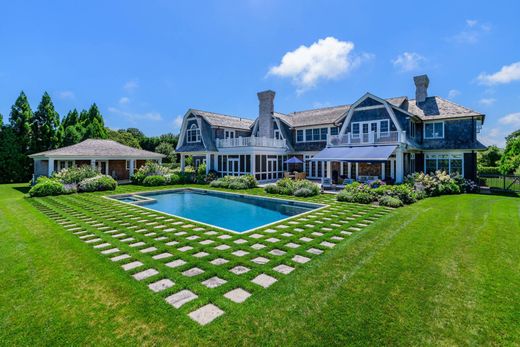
29 139 166 159
405 96 484 121
190 109 254 130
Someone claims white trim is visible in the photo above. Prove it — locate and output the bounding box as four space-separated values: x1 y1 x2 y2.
353 104 385 111
296 126 330 143
187 123 201 143
423 121 445 139
424 152 464 176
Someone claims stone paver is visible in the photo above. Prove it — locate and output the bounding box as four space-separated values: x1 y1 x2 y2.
165 259 187 268
182 267 204 277
165 290 198 309
273 264 294 275
269 249 286 256
320 241 335 248
122 261 143 271
232 250 249 257
101 248 119 255
266 237 280 243
201 276 227 288
251 274 277 288
215 244 231 251
285 242 300 249
292 255 311 264
152 252 173 260
224 288 251 303
133 268 159 281
193 251 209 258
251 243 266 250
251 256 270 265
140 246 158 253
199 240 214 245
307 248 323 255
300 237 313 242
129 242 145 248
178 246 193 252
230 266 250 275
188 304 224 325
148 278 175 292
210 258 228 265
111 254 131 262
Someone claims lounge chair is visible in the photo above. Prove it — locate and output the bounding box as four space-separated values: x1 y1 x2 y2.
321 177 333 190
336 178 354 190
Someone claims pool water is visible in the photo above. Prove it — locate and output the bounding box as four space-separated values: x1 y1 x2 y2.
113 189 321 233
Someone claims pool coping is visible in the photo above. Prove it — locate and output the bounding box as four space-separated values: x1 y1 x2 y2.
105 187 328 234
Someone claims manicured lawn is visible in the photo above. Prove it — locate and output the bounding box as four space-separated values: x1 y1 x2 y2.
1 184 519 345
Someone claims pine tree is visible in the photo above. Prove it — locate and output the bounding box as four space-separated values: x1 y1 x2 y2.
9 91 33 153
60 109 83 146
0 126 30 183
80 104 107 140
31 92 60 153
0 113 3 128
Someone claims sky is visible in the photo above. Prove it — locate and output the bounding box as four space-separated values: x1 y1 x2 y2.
1 0 519 147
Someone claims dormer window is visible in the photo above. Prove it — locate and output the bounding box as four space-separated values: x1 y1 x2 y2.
187 124 201 143
424 121 444 139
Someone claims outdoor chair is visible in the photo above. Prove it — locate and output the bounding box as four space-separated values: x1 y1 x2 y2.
321 177 333 190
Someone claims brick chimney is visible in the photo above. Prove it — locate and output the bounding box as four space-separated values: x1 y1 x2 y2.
413 74 429 103
257 90 275 138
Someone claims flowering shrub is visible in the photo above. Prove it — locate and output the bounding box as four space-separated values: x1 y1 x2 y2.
405 171 464 197
78 175 117 192
52 165 98 184
264 178 320 197
379 195 404 208
209 175 257 190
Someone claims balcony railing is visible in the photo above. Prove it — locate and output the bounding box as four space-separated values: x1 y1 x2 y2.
216 136 286 148
328 131 406 146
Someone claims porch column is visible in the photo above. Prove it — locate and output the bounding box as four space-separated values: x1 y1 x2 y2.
250 154 255 175
396 148 404 183
347 162 352 178
390 159 395 179
340 162 344 177
381 163 386 180
321 161 325 178
180 154 185 172
48 158 55 176
355 162 359 179
326 161 332 179
213 154 218 174
205 153 211 174
129 159 135 176
90 159 96 170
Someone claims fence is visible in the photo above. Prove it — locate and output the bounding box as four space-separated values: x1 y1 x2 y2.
478 174 520 193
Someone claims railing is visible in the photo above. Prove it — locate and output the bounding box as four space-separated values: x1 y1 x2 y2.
216 136 286 148
328 131 406 146
478 174 520 193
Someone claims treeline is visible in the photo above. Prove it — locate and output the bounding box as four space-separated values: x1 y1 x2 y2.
0 91 178 183
478 129 520 175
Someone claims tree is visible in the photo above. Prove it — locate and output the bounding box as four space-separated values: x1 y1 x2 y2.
0 113 3 128
155 142 176 163
80 104 107 140
31 92 60 153
126 128 145 142
106 128 141 148
9 91 33 153
499 130 520 175
478 145 502 167
0 126 30 183
60 109 83 146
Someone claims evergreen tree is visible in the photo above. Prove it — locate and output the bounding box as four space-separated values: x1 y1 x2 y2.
81 104 107 140
60 109 83 146
31 92 60 153
0 126 30 183
9 91 33 153
0 113 3 128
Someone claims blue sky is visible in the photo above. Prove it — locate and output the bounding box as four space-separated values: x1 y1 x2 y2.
1 0 519 146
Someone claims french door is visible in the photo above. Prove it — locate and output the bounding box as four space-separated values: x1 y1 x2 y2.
228 158 239 176
267 158 277 180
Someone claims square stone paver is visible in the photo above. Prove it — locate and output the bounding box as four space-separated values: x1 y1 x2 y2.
215 245 230 251
182 267 204 277
133 268 159 281
249 233 263 239
93 242 110 249
224 288 251 303
218 234 232 239
130 242 145 248
251 243 266 250
230 266 250 275
273 264 294 275
188 304 224 326
232 250 249 257
122 261 143 271
201 276 227 288
285 242 300 249
251 256 270 265
152 252 173 260
193 251 209 258
165 259 187 268
234 239 248 244
186 235 200 241
210 258 229 265
165 290 198 309
178 246 193 252
300 237 313 242
199 240 214 245
292 255 311 264
101 248 120 255
281 233 293 237
266 238 280 243
269 249 286 256
307 248 323 255
111 254 131 262
166 241 179 246
312 232 324 237
320 241 335 248
140 246 158 253
251 274 277 288
148 278 175 292
331 236 344 241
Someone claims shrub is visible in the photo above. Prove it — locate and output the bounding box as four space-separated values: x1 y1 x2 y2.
406 171 463 197
294 187 314 197
379 195 403 208
197 163 207 176
264 184 280 194
478 166 500 175
228 181 249 190
205 170 219 183
142 175 167 186
337 190 373 204
131 161 175 184
209 175 257 190
374 184 417 204
264 178 319 197
53 165 98 184
29 180 66 197
78 175 117 192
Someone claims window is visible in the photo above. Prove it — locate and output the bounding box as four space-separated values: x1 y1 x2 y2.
224 130 235 139
352 123 360 138
296 130 304 142
424 153 464 175
274 129 282 140
330 127 339 136
320 128 328 140
409 119 416 138
187 124 201 143
312 128 320 141
380 120 389 136
424 122 444 139
305 129 312 141
476 119 482 134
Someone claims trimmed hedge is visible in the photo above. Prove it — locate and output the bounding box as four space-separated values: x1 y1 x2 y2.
143 175 167 186
209 175 257 190
264 178 320 197
78 175 117 192
29 180 66 197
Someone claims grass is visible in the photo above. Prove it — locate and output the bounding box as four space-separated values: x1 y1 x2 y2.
1 183 519 346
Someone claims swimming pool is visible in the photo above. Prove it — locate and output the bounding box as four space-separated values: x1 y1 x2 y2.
110 189 323 233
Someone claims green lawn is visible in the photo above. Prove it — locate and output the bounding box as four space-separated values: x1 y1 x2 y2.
1 184 519 346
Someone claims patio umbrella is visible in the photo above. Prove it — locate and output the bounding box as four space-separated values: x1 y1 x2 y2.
285 156 303 172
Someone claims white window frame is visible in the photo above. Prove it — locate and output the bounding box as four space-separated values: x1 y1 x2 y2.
424 121 444 139
351 119 390 138
224 129 235 139
297 126 331 143
409 119 416 138
296 129 304 143
186 124 201 143
424 153 464 175
274 129 282 140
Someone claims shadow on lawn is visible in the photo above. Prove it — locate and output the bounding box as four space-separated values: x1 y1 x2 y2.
13 186 31 194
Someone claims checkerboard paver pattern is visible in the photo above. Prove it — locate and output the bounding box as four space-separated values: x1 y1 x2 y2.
30 188 392 326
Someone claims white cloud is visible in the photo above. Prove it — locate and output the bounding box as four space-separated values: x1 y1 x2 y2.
447 89 460 99
172 115 183 130
392 52 425 72
478 98 496 106
108 107 162 122
499 112 520 127
479 127 506 148
268 37 372 92
123 80 139 92
119 97 130 105
56 90 75 100
477 61 520 85
450 20 491 44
